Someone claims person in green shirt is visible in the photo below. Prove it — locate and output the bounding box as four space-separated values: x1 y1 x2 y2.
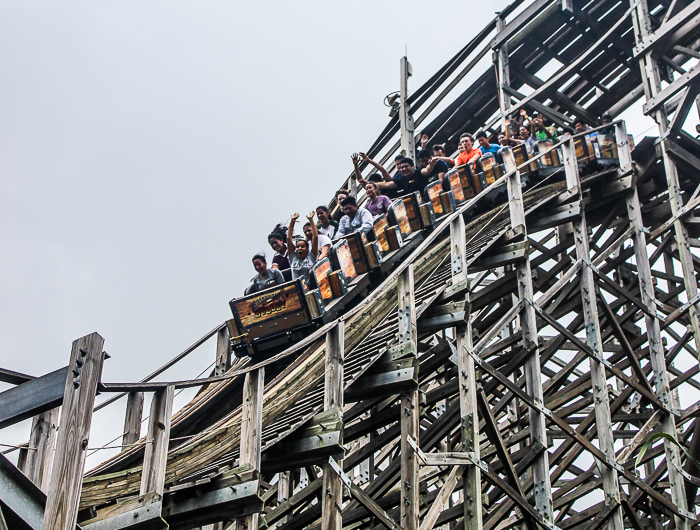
532 115 557 142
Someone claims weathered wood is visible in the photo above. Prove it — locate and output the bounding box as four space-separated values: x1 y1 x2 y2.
398 264 419 530
122 392 144 448
23 407 59 492
419 465 465 530
43 332 105 530
239 367 264 530
216 325 232 376
563 135 624 530
625 186 692 526
322 322 344 530
140 385 174 497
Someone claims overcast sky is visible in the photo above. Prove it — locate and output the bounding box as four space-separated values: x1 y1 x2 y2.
2 1 696 467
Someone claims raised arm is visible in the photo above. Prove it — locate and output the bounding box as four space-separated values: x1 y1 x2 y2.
420 159 439 176
307 212 319 258
360 153 392 181
287 213 298 257
351 153 363 182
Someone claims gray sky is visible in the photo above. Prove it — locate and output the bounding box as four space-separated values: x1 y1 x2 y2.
0 0 519 462
1 1 695 466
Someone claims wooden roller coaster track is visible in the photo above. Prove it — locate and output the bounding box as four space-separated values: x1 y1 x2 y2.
2 1 700 530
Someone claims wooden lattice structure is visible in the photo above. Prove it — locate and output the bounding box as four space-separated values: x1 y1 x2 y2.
2 1 700 530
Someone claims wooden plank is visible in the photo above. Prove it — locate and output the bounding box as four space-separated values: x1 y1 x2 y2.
43 332 105 530
122 392 144 448
505 163 553 523
418 465 465 530
322 322 344 530
24 408 59 492
216 325 232 376
398 264 419 530
140 385 174 498
239 367 264 530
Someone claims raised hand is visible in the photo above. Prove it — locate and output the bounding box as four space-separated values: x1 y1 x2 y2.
360 152 370 162
351 153 361 167
306 211 315 221
290 213 300 223
358 178 368 187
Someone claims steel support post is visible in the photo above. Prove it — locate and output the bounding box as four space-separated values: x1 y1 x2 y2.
626 187 694 526
505 169 553 523
631 0 700 360
450 215 482 530
322 322 344 530
562 136 623 530
400 56 416 162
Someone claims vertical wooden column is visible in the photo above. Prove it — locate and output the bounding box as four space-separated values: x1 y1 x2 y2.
239 368 264 530
398 265 419 530
631 0 700 359
322 322 344 530
451 215 482 530
43 332 105 530
140 385 174 498
216 325 232 376
626 188 692 528
122 391 144 448
495 15 511 134
277 471 291 527
23 408 59 491
399 56 416 161
562 137 623 530
505 168 553 523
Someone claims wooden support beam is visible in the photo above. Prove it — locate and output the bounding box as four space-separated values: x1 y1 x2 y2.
43 332 105 530
625 186 693 526
505 158 554 524
563 135 624 530
239 367 264 530
398 264 419 530
23 408 59 492
322 322 344 530
140 385 174 498
122 392 144 448
216 325 232 376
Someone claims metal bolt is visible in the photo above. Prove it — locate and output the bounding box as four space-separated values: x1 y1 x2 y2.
81 438 88 449
79 348 88 357
72 369 80 378
73 381 81 389
75 359 84 368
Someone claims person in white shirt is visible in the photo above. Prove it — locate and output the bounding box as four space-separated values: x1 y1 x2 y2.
287 212 318 280
336 196 373 238
304 222 332 259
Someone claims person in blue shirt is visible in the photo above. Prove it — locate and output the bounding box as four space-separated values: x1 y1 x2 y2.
475 131 501 156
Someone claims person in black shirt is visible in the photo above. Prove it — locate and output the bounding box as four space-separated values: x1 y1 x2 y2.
417 150 449 185
361 157 429 197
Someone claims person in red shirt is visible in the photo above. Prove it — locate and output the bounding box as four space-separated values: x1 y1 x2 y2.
455 133 482 166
